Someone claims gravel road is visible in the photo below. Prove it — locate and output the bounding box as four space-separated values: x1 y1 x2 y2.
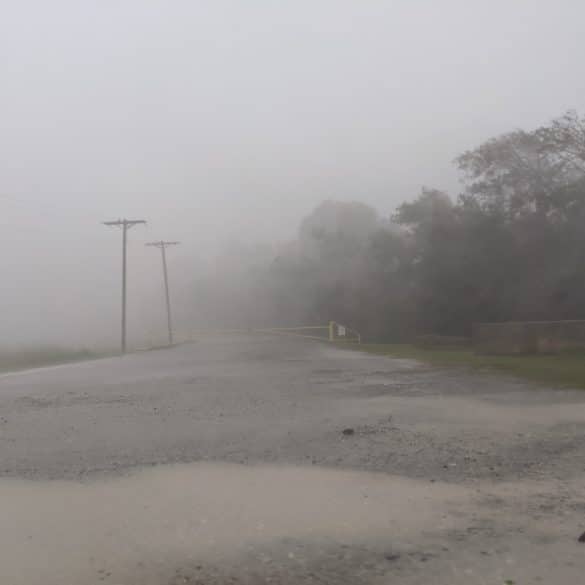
1 334 584 584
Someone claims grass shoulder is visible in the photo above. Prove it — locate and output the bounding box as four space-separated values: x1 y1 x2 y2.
344 343 585 390
0 347 109 373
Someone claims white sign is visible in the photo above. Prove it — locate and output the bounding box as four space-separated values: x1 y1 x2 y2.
337 325 346 337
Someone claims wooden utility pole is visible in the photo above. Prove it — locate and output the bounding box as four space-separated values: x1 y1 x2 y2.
103 219 146 354
146 241 180 346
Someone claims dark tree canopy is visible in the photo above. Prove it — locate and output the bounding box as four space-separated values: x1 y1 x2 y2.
193 110 585 341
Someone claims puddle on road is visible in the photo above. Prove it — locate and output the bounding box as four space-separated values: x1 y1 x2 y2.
0 463 467 585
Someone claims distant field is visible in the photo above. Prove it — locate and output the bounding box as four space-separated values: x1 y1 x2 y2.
350 343 585 390
0 347 104 373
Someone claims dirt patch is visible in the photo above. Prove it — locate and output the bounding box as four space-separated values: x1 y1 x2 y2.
0 463 467 585
1 462 583 585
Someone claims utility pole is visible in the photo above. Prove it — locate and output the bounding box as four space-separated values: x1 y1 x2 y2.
145 240 180 346
103 219 147 354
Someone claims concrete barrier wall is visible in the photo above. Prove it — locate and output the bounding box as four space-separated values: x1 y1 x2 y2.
473 320 585 354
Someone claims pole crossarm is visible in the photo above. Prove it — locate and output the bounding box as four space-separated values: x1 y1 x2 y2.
145 241 180 248
103 219 147 228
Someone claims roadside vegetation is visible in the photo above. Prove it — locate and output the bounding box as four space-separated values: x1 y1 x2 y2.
351 343 585 390
192 110 585 345
0 347 103 373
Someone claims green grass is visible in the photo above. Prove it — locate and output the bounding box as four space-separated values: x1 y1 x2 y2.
0 347 105 373
347 343 585 389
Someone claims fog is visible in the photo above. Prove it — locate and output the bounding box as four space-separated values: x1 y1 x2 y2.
1 0 583 348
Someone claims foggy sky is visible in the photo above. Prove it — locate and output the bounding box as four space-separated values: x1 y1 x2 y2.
1 0 584 347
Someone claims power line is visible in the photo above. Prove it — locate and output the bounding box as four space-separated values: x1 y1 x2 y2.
103 219 147 354
145 240 180 346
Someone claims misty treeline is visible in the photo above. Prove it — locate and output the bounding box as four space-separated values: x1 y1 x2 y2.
193 110 585 341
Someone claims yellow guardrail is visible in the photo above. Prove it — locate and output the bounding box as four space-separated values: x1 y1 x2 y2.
177 321 360 344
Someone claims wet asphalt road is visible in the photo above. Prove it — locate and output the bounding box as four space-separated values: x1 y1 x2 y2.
2 334 585 584
1 333 584 483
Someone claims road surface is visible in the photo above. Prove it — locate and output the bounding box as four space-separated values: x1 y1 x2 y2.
1 334 584 584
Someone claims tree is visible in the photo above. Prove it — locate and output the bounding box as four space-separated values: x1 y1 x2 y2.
299 200 379 259
538 110 585 174
457 131 567 217
185 109 585 342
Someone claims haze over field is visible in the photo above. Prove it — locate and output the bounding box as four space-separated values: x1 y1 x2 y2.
1 0 584 347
